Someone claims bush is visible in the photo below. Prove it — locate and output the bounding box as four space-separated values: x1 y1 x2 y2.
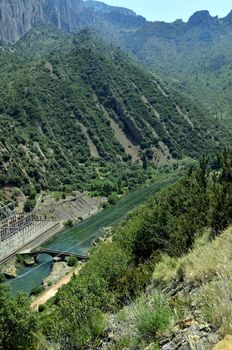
38 304 46 313
16 254 24 265
24 199 36 212
30 285 44 296
108 192 118 205
0 273 6 284
135 293 173 340
64 219 73 228
67 256 78 267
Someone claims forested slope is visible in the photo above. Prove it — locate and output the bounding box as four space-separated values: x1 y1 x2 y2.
0 29 227 202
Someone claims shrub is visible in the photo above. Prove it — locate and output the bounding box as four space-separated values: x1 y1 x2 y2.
38 304 46 313
16 254 24 265
67 256 78 267
134 293 173 340
24 199 36 212
108 192 118 205
64 219 73 228
0 273 6 284
88 310 107 338
30 285 44 296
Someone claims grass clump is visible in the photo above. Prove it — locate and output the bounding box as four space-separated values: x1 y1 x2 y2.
196 261 232 336
134 293 173 341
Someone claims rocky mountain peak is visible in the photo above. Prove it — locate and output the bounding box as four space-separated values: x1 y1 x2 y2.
187 10 214 26
223 10 232 24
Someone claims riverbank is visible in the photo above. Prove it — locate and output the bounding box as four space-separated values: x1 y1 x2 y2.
7 175 178 295
1 257 18 278
42 261 73 288
0 200 103 278
31 264 83 309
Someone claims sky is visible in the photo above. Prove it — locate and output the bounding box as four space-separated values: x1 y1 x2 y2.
102 0 232 22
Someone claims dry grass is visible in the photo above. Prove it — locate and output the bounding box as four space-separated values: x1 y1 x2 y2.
197 261 232 335
153 226 232 336
153 227 232 284
212 336 232 350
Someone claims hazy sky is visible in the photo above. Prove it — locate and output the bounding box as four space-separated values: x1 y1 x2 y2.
102 0 232 22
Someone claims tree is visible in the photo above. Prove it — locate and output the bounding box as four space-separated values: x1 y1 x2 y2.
67 256 78 267
24 199 36 212
0 285 38 349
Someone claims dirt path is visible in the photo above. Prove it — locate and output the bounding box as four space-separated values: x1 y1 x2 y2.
31 265 82 309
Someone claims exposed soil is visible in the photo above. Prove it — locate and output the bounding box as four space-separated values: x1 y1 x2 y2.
31 265 83 309
176 105 194 129
35 192 105 221
77 121 100 158
106 115 140 162
212 336 232 350
43 261 73 288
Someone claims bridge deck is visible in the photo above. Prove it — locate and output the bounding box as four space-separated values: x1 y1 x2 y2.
21 249 88 260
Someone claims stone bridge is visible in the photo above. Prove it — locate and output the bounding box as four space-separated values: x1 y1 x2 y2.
21 248 88 261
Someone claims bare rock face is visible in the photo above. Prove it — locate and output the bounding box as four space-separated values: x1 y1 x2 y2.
44 0 84 31
0 0 84 42
0 0 44 42
0 0 144 43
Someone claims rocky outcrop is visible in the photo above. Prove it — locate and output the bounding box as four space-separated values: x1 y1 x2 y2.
187 10 215 27
160 318 219 350
0 0 145 42
44 0 84 31
0 0 44 42
1 258 17 278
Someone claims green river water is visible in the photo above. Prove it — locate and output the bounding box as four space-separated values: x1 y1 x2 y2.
8 176 175 295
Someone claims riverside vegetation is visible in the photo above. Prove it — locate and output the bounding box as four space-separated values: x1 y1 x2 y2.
1 150 232 349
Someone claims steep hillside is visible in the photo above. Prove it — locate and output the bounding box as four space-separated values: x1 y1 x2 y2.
0 1 232 203
2 0 232 124
1 29 224 202
116 11 232 123
79 6 232 123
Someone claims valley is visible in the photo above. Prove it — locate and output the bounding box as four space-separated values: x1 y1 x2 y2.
6 173 176 295
0 1 232 350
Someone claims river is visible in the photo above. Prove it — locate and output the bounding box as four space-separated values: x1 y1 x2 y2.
8 176 175 295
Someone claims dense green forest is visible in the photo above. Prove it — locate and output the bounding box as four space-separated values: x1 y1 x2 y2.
1 150 232 349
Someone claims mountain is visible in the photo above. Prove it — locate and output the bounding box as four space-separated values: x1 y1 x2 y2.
0 0 145 43
113 10 232 122
1 0 232 200
0 0 44 42
82 6 232 123
0 28 228 202
2 0 232 124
